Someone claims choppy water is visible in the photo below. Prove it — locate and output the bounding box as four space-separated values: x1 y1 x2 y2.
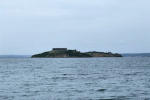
0 57 150 100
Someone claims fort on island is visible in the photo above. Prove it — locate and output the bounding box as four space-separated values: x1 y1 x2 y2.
31 48 122 58
52 48 67 51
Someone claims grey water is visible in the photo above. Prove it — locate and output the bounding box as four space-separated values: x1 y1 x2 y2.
0 57 150 100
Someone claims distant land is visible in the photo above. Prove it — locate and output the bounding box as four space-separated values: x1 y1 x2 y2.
1 53 150 58
31 48 122 58
0 55 31 58
122 53 150 57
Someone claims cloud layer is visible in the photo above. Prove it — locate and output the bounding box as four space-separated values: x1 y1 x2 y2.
0 0 150 54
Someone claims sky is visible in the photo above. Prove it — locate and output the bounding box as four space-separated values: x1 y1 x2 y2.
0 0 150 55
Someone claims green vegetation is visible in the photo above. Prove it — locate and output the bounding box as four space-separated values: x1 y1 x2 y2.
32 49 122 58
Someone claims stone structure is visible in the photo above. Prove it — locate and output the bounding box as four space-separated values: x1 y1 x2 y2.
52 48 67 51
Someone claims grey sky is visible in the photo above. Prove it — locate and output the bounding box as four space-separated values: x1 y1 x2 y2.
0 0 150 55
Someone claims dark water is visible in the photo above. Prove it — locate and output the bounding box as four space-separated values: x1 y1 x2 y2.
0 57 150 100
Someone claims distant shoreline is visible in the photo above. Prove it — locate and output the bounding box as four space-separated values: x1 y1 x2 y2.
122 53 150 57
0 55 31 58
1 53 150 58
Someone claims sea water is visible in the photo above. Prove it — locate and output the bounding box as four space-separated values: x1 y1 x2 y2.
0 57 150 100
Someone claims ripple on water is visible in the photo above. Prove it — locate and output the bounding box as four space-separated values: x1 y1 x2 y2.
0 58 150 100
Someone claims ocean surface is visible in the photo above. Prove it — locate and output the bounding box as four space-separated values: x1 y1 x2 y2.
0 57 150 100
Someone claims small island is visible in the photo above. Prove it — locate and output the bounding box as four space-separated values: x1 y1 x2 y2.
31 48 122 58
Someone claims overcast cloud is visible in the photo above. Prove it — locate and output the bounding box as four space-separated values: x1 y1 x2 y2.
0 0 150 54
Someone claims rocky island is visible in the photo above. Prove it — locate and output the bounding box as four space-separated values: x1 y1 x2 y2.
32 48 122 58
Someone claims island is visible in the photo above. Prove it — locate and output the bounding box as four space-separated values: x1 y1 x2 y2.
31 48 122 58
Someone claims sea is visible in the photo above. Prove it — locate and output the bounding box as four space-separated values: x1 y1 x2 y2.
0 57 150 100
